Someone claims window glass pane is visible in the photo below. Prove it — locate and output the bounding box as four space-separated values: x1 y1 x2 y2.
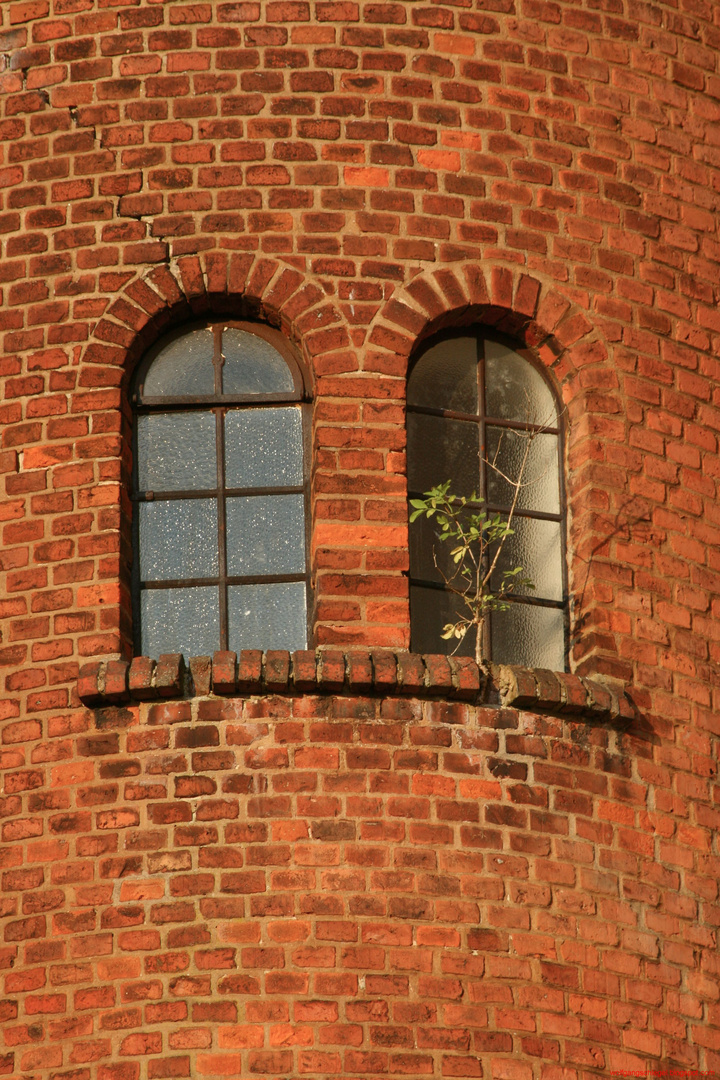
137 412 217 492
484 340 557 426
225 407 303 489
485 427 560 514
407 336 478 414
139 499 218 581
409 511 470 586
490 603 565 669
490 516 563 602
409 585 475 658
407 413 480 498
141 586 220 657
228 582 307 652
226 495 305 577
222 328 295 395
142 328 215 398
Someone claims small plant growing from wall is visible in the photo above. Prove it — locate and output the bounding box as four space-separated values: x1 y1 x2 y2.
409 426 543 666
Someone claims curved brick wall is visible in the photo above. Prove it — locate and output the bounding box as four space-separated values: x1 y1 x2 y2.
1 1 719 1077
2 659 718 1079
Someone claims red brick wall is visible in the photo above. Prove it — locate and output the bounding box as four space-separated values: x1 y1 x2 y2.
1 1 719 1076
1 0 718 696
4 655 719 1078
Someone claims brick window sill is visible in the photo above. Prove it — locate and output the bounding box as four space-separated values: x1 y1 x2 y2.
78 651 633 723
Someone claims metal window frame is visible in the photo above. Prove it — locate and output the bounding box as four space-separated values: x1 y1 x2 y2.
406 327 569 666
131 320 313 656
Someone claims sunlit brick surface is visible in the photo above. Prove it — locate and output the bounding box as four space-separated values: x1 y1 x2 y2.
1 0 719 1075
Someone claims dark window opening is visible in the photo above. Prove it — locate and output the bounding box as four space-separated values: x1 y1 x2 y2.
407 330 568 670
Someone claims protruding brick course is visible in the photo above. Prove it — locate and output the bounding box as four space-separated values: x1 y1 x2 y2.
77 650 634 723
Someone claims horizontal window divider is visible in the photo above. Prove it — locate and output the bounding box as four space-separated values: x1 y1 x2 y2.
410 578 454 592
408 404 558 434
410 578 564 608
136 393 303 409
407 491 561 523
484 417 560 435
494 594 565 609
484 504 563 523
141 573 307 589
134 486 304 501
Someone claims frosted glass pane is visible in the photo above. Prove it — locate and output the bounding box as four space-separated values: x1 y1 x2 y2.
228 582 307 652
410 585 475 658
486 427 560 514
139 499 218 581
143 328 215 397
409 511 464 586
141 586 220 658
137 412 217 492
408 336 478 414
226 495 305 576
484 340 557 426
221 328 294 394
225 408 303 488
491 603 565 670
407 414 480 498
490 516 562 601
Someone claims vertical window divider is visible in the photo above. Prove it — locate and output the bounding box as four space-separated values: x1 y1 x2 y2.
301 400 314 649
477 333 487 503
476 334 491 659
213 326 229 650
216 406 228 651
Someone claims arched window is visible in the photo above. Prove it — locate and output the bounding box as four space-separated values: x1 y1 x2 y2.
407 331 567 670
132 322 310 659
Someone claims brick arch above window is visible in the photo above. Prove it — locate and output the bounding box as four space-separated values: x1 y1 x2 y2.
78 253 344 663
81 251 352 387
368 264 606 380
368 265 626 682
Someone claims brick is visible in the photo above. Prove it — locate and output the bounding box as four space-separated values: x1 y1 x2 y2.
189 656 212 697
372 650 397 692
77 662 103 706
264 650 291 691
448 657 482 701
212 652 237 695
346 650 373 692
291 649 317 691
155 654 184 698
318 650 345 692
395 653 424 694
424 655 454 695
103 660 130 704
0 8 715 1075
237 650 262 693
128 657 156 700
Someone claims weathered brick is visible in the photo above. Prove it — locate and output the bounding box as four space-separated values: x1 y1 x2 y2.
0 6 714 1076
